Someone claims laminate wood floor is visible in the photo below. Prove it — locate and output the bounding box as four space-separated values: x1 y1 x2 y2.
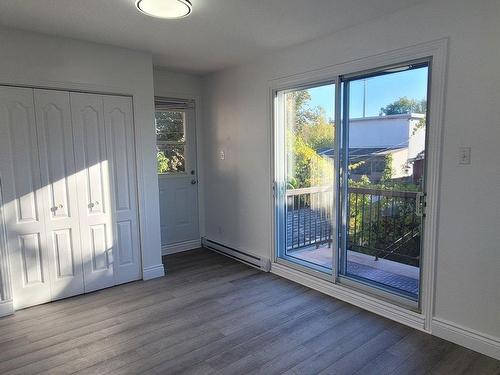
0 248 498 375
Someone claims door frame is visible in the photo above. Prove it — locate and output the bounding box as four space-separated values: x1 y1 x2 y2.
153 90 204 253
269 38 448 331
0 178 13 316
273 80 338 283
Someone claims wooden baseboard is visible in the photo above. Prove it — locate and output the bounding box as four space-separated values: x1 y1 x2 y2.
432 318 500 360
0 300 13 318
161 239 201 255
142 264 165 280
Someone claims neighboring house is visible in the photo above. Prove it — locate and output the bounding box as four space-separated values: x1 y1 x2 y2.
318 113 426 184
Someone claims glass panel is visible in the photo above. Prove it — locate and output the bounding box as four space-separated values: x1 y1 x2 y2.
155 110 186 174
157 144 185 173
281 83 335 272
156 110 185 142
341 63 429 300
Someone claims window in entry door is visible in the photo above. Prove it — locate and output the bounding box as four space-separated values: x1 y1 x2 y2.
156 110 186 173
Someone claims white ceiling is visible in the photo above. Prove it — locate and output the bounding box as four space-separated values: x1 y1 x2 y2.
0 0 424 74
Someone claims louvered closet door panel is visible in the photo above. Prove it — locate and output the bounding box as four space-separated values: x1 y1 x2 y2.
70 93 114 292
103 95 141 284
0 86 52 309
34 89 84 300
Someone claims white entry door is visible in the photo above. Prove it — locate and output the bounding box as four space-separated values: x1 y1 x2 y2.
156 102 199 252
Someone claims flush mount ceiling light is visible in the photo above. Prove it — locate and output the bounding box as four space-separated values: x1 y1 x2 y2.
135 0 192 19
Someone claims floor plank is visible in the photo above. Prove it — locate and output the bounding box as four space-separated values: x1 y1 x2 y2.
0 248 497 375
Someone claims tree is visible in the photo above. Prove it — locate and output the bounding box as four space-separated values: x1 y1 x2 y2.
380 154 393 182
285 88 335 188
287 130 333 189
379 97 426 116
155 110 185 173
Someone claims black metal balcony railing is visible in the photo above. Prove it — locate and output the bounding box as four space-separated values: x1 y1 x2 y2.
285 186 422 267
286 186 333 250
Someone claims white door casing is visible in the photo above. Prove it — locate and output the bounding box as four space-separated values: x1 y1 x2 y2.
34 89 85 301
158 106 199 250
103 95 141 284
0 86 52 309
70 92 114 292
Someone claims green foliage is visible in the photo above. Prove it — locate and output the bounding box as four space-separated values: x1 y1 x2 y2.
380 154 393 182
287 130 333 188
156 110 186 173
412 117 426 135
156 111 184 141
300 116 335 150
347 174 422 266
379 97 427 116
286 90 322 134
157 146 185 174
286 89 335 189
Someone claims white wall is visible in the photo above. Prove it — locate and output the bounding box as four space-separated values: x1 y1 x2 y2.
349 115 410 148
154 68 201 99
201 0 500 353
0 27 164 283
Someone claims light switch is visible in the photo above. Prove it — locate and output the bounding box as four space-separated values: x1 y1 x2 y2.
458 147 471 165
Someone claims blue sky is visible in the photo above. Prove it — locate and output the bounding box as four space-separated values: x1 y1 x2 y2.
306 66 428 120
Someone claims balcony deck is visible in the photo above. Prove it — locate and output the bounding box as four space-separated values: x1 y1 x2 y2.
285 184 421 297
288 245 419 296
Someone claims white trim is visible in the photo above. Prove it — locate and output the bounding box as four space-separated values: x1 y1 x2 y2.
162 239 201 255
142 264 165 280
0 177 13 315
268 38 449 330
432 318 500 360
272 263 425 331
0 300 13 318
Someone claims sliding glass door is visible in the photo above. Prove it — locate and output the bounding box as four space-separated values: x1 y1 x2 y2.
339 62 429 302
275 59 431 303
275 82 336 274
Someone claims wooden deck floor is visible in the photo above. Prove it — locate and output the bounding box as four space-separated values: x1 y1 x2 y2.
0 248 498 374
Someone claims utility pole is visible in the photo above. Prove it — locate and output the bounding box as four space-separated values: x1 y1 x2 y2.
363 79 367 117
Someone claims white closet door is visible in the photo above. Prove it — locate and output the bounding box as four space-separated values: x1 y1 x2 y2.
103 96 141 284
34 89 85 300
70 93 114 292
0 86 52 309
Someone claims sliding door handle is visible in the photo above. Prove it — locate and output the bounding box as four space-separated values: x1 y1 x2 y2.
415 192 425 217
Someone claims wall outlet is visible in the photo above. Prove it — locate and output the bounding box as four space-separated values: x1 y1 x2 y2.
219 149 225 160
458 146 471 165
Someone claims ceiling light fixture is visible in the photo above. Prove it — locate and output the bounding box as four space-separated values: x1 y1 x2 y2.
135 0 192 19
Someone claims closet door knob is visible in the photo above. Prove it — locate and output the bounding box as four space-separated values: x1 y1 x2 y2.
88 202 95 209
51 204 63 212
